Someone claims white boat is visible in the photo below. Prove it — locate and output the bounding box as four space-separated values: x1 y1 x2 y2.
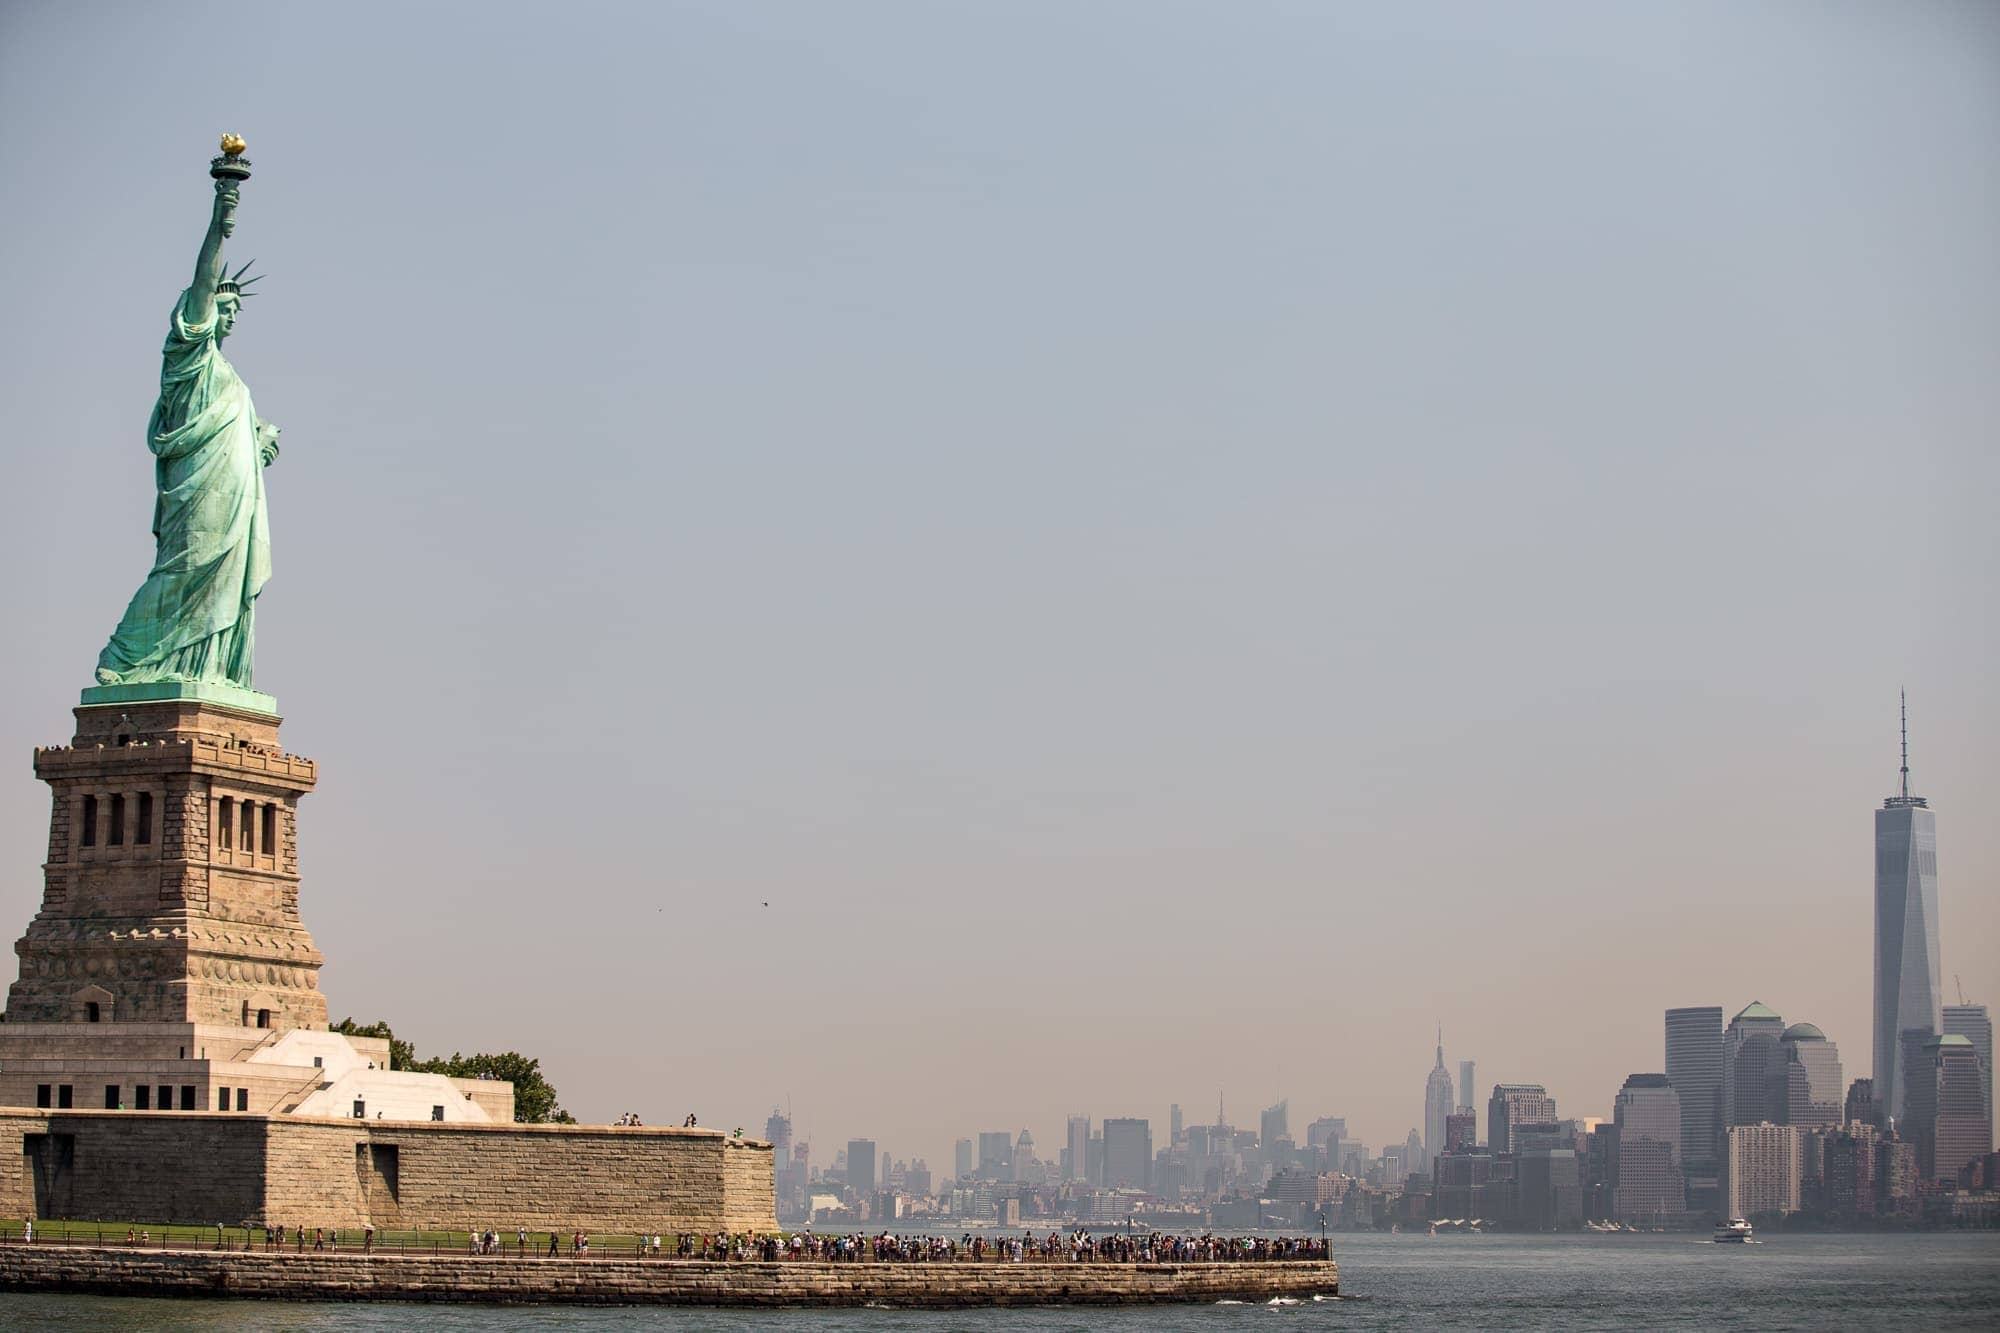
1713 1218 1753 1243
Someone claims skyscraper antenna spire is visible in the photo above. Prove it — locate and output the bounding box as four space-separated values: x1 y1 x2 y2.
1900 688 1909 800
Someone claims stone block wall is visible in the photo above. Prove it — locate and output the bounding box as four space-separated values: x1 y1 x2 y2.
346 1123 778 1233
0 1111 776 1233
261 1117 370 1225
0 1110 267 1224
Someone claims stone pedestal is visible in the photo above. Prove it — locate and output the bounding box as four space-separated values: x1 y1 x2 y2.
7 697 326 1031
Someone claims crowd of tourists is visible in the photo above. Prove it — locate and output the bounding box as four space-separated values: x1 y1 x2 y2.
32 1222 1325 1264
651 1230 1329 1264
257 1223 378 1251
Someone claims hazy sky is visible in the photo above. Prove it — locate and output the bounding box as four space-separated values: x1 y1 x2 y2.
1 2 1994 1172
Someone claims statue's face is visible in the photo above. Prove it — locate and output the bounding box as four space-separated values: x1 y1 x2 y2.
216 296 240 339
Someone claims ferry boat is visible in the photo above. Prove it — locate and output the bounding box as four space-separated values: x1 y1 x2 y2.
1713 1218 1753 1243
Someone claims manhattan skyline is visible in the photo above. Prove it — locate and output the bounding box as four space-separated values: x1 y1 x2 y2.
0 2 1994 1175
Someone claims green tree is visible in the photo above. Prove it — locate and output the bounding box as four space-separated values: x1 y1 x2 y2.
415 1050 574 1125
331 1017 416 1070
330 1018 574 1123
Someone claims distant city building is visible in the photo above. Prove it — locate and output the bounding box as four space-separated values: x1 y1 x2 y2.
1444 1111 1476 1154
1264 1168 1343 1207
1014 1128 1042 1184
1874 698 1942 1126
1517 1148 1583 1230
1723 1002 1785 1127
1778 1023 1844 1129
1821 1123 1879 1221
1796 1127 1832 1212
1379 1141 1413 1187
977 1130 1013 1181
1725 1123 1802 1219
1458 1060 1477 1117
1488 1084 1557 1154
765 1109 792 1156
1424 1029 1456 1170
846 1139 877 1196
1066 1115 1090 1182
1520 1112 1584 1152
1260 1101 1289 1154
1878 1131 1920 1215
1665 1006 1723 1186
1898 1026 1937 1129
1731 1034 1787 1127
1101 1118 1152 1190
1584 1124 1617 1219
1906 1033 1991 1183
1306 1116 1345 1150
1844 1078 1878 1131
1942 1004 1993 1150
1338 1141 1373 1177
953 1137 973 1180
1170 1103 1184 1147
1432 1149 1494 1220
766 1109 798 1211
1612 1074 1683 1223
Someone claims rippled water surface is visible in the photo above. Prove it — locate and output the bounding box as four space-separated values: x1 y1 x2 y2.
3 1232 1997 1329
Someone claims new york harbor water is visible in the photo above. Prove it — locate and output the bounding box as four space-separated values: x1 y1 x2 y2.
3 1233 1995 1330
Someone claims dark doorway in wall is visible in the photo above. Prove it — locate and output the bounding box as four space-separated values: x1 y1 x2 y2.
23 1132 75 1218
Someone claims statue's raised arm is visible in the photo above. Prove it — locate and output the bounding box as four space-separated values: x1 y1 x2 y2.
184 178 240 323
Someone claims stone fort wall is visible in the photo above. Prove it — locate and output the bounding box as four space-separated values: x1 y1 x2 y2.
0 1110 776 1233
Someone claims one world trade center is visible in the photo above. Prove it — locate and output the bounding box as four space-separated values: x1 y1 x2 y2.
1874 692 1943 1126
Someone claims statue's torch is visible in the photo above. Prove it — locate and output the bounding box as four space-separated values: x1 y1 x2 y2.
211 133 252 182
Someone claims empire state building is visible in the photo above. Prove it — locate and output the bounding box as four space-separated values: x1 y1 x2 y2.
1874 693 1943 1125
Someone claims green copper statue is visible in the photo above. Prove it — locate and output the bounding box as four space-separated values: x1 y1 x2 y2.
94 136 281 702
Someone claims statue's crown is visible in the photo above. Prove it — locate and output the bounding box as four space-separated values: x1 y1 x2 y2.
217 260 263 299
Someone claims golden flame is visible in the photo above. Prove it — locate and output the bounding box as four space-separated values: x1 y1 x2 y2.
220 133 247 157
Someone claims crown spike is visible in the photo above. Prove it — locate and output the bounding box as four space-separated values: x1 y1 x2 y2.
217 259 263 299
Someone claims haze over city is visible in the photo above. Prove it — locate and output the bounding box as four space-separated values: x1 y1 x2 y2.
0 0 1994 1182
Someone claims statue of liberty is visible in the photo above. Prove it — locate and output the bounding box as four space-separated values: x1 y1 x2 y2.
94 136 281 698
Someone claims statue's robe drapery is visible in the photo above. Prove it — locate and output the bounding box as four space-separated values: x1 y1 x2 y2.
95 297 270 687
